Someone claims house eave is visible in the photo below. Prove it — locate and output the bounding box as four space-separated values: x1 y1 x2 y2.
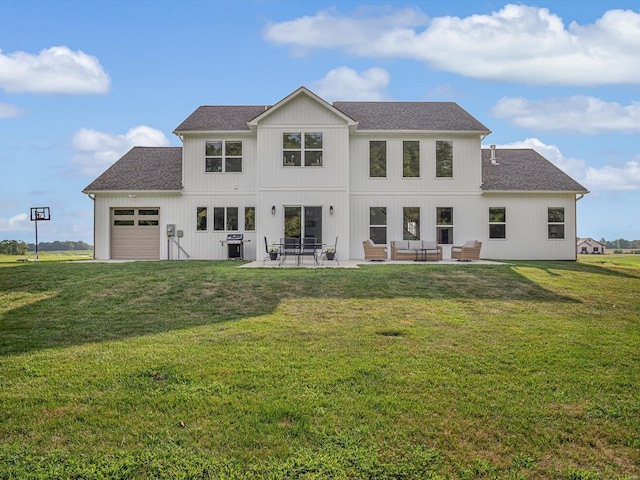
172 129 252 136
351 129 492 136
82 189 183 195
481 189 589 195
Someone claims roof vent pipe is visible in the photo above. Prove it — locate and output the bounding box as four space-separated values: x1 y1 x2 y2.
490 144 499 165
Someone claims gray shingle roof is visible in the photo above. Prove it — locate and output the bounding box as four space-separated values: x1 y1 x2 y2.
174 105 268 132
173 101 490 133
83 147 182 192
482 149 588 192
333 101 490 131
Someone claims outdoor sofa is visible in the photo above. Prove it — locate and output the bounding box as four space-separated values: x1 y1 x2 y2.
390 240 442 261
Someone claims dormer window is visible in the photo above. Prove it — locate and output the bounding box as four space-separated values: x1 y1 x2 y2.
283 132 323 167
205 141 242 173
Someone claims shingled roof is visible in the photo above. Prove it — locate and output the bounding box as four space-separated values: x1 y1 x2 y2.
482 149 588 192
173 98 490 133
333 101 490 132
174 105 268 132
83 147 182 192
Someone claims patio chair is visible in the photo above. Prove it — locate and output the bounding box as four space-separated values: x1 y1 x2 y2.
362 239 387 261
279 237 300 266
451 240 482 261
321 236 339 266
262 236 279 265
299 237 319 266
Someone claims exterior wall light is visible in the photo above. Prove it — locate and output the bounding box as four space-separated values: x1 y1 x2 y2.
271 205 276 215
330 205 334 215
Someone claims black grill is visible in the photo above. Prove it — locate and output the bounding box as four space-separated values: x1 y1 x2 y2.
226 234 244 260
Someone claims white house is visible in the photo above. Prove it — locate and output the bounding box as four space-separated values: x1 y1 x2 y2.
83 87 588 261
577 238 606 255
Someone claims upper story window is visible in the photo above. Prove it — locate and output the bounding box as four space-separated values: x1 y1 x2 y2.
283 132 323 167
436 140 453 178
369 141 387 177
548 207 565 239
403 141 420 177
205 141 242 173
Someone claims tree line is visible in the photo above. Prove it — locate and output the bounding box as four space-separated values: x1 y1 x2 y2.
601 238 640 249
0 240 92 255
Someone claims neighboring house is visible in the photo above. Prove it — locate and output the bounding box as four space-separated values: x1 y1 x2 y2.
577 238 606 255
83 87 589 261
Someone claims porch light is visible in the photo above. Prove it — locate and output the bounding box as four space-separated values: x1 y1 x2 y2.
330 205 334 215
271 205 276 215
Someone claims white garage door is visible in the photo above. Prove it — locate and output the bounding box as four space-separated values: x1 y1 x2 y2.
111 208 160 260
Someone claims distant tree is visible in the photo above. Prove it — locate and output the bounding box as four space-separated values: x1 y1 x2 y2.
0 239 29 255
28 241 93 252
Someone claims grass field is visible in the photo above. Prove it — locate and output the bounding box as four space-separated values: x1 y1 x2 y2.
0 257 638 478
0 250 93 263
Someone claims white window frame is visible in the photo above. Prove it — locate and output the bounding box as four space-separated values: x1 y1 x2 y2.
283 132 323 167
205 140 243 173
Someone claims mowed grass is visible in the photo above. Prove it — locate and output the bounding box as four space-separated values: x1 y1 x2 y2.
0 250 93 263
0 258 638 479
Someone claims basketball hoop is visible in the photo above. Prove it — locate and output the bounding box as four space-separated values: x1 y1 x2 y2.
30 207 51 260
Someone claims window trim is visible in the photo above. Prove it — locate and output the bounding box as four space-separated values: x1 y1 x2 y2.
489 207 506 240
283 132 323 167
436 207 453 245
369 206 387 245
369 140 387 178
205 140 243 173
402 140 420 178
403 207 420 241
435 140 454 178
547 207 565 239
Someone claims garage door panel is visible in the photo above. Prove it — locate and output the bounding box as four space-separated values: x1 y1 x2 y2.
111 208 160 260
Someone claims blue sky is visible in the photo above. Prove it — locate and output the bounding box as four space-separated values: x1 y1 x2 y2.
1 0 639 244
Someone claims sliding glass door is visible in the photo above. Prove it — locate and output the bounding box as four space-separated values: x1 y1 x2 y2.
284 206 322 242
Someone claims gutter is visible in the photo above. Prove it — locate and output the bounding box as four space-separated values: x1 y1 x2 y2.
84 193 96 260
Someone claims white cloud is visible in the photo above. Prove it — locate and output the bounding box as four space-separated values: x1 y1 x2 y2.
0 103 24 118
310 66 391 101
491 96 640 133
0 213 30 233
70 125 170 176
487 138 640 191
264 5 640 86
0 46 110 94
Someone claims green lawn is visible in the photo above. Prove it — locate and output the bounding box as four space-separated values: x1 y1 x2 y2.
1 259 638 479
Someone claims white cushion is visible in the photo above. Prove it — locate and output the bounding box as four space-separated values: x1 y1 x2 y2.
464 240 477 248
422 240 437 250
394 240 409 249
408 240 422 250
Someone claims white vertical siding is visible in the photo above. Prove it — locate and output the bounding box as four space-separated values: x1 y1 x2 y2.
350 193 578 260
350 134 482 193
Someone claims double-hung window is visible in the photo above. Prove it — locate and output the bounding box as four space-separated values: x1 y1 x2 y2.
369 207 387 244
436 140 453 178
205 141 242 173
369 141 386 177
436 207 453 244
283 132 323 167
489 207 506 239
548 208 565 239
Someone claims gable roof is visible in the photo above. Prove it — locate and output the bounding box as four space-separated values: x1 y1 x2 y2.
83 147 182 192
248 87 357 129
481 148 588 193
173 87 488 134
577 238 605 247
333 101 490 132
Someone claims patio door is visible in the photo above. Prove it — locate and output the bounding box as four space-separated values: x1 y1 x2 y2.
284 206 322 242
